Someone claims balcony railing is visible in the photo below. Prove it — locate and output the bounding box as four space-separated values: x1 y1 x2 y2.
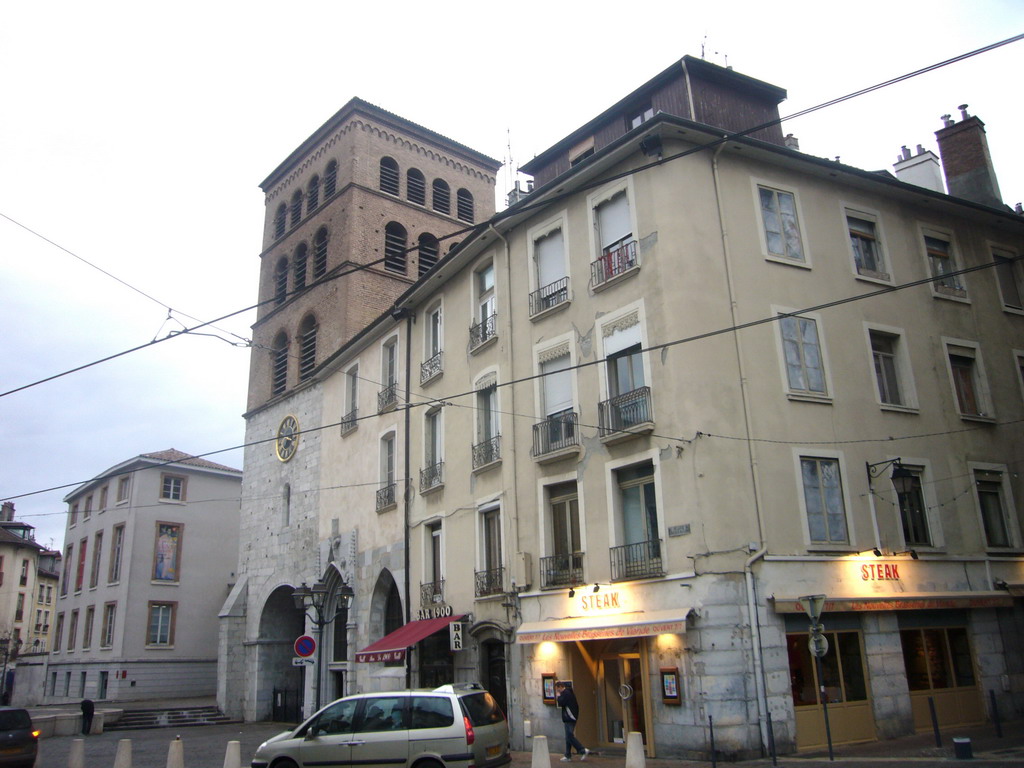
375 482 396 511
540 552 585 589
420 579 445 607
610 539 663 581
420 351 443 384
472 435 501 469
420 462 444 492
341 408 358 435
598 387 652 436
529 277 569 316
378 383 398 413
474 566 504 597
591 240 638 288
469 313 497 349
532 411 580 457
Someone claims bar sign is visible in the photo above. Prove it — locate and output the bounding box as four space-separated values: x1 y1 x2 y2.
450 622 464 652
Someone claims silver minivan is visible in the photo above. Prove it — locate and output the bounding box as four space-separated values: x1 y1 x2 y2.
252 683 510 768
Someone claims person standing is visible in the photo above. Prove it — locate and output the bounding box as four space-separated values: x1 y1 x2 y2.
81 699 94 734
555 681 590 761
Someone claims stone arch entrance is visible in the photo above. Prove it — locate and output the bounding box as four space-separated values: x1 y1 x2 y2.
471 621 511 717
256 584 305 721
356 569 406 691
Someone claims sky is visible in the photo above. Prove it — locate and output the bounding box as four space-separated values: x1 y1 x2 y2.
2 1 1022 552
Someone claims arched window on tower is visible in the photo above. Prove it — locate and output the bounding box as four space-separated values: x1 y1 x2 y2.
299 315 318 381
384 222 407 274
313 228 329 279
324 160 338 198
294 243 308 290
407 168 426 205
418 233 439 277
271 332 288 396
307 175 320 212
274 257 289 305
380 157 400 196
457 189 474 223
290 190 303 228
274 204 287 239
432 179 450 214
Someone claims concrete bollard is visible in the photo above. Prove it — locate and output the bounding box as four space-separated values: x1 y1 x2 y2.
113 739 133 768
91 712 105 735
166 737 184 768
625 731 646 768
531 734 550 768
223 740 242 768
68 739 85 768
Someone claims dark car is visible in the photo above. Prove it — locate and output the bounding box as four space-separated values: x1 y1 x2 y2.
0 708 38 768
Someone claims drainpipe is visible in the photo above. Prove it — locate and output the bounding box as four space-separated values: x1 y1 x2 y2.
710 139 771 753
402 310 413 689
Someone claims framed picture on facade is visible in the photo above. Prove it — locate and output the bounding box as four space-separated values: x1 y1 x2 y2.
542 673 557 704
153 522 183 582
661 668 680 704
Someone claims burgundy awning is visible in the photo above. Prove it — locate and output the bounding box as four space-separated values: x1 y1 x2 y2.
355 615 465 663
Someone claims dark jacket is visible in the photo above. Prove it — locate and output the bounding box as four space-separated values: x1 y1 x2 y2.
556 687 579 723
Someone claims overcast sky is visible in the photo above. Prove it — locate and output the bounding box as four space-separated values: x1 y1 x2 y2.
2 1 1022 551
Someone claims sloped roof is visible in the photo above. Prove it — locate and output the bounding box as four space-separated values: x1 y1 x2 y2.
0 524 43 551
139 449 241 474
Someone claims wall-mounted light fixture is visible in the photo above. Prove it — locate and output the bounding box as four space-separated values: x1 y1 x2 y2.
592 584 601 594
866 458 916 494
568 587 575 598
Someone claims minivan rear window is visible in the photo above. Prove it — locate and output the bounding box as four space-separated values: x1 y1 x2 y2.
0 710 31 730
410 696 454 729
460 692 504 726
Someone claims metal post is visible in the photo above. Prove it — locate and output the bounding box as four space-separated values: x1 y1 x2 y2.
813 653 835 761
708 714 716 768
927 696 941 748
766 710 777 766
989 690 1002 738
314 626 323 714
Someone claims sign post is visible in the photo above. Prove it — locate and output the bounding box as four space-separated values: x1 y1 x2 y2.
800 595 834 762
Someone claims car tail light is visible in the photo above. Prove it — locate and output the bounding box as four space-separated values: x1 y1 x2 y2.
463 714 475 746
31 731 40 740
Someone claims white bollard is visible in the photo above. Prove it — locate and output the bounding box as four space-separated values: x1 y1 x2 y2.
68 739 85 768
113 738 132 768
222 740 242 768
531 734 550 768
166 736 185 768
625 731 646 768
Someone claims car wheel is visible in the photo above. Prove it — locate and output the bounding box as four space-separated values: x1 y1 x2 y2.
273 759 300 768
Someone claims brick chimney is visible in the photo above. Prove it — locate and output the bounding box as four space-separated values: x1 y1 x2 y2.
0 501 14 522
934 105 1003 207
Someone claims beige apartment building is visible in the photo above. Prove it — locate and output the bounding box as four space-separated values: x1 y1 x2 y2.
226 57 1024 758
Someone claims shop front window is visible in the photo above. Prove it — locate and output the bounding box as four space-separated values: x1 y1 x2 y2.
787 630 868 706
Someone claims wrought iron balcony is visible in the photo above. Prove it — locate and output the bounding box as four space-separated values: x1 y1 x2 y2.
472 435 501 469
469 313 498 350
610 539 663 581
529 277 569 316
532 411 580 457
341 408 358 435
540 552 584 589
474 566 504 597
598 386 653 436
378 382 398 413
375 482 396 511
420 579 445 607
420 462 444 492
420 351 443 384
591 240 638 288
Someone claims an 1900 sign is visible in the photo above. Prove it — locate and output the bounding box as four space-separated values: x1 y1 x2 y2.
417 604 454 620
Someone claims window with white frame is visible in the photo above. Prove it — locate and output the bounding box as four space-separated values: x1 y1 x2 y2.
101 602 116 647
421 304 443 384
424 522 443 603
473 378 500 468
342 364 359 433
160 474 186 502
779 314 828 397
82 606 94 650
477 506 502 596
993 246 1023 311
147 601 175 646
531 225 568 315
612 463 662 580
945 340 992 418
471 262 497 348
846 211 889 281
924 231 966 297
108 524 125 583
758 185 804 262
974 469 1014 548
90 531 103 588
543 482 582 588
869 330 907 407
379 339 398 412
116 476 130 503
421 407 443 491
537 350 576 454
800 456 849 545
592 189 637 286
895 467 931 547
377 433 396 510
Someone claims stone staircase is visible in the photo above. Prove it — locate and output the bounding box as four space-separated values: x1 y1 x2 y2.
105 705 237 731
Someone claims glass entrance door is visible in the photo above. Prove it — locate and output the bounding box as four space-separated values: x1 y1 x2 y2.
598 645 648 748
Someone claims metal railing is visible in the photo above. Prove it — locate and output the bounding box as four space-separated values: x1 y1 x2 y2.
610 539 663 581
529 277 569 316
598 387 652 435
375 483 396 511
472 435 501 468
420 351 443 384
378 383 398 412
591 240 638 287
532 412 580 456
341 408 358 435
469 313 497 349
420 580 445 607
541 552 585 588
420 462 444 492
474 567 504 597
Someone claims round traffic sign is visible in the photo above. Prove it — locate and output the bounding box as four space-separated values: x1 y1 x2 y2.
295 635 317 658
808 632 829 658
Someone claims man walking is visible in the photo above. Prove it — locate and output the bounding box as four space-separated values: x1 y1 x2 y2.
555 681 590 762
80 699 94 734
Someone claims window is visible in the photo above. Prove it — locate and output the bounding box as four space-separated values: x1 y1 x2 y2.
847 212 889 280
84 495 92 519
147 602 176 646
14 593 23 622
70 502 78 526
612 463 662 580
421 305 443 384
925 232 965 296
290 190 303 228
109 524 125 583
324 160 337 198
294 242 308 290
384 222 407 274
407 168 426 205
543 482 582 588
101 603 116 648
377 434 396 511
98 486 108 512
432 179 450 214
870 330 904 407
627 102 654 129
470 262 496 349
476 506 502 596
61 545 72 596
788 630 868 708
342 365 359 433
896 468 931 547
307 175 320 212
456 189 474 223
331 591 349 662
418 233 439 277
274 257 289 305
116 476 129 503
380 157 400 195
473 381 500 468
299 314 318 381
993 246 1023 311
160 474 186 501
800 456 849 545
313 227 328 279
153 522 183 582
531 225 568 315
53 613 64 652
75 538 87 592
274 204 287 239
901 626 975 693
600 317 651 435
945 341 991 418
68 609 79 651
82 606 94 650
426 522 443 601
536 351 576 454
780 314 827 396
379 338 398 412
19 559 28 586
421 408 443 491
974 469 1013 548
592 190 636 286
272 332 289 396
758 186 804 262
90 531 103 588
